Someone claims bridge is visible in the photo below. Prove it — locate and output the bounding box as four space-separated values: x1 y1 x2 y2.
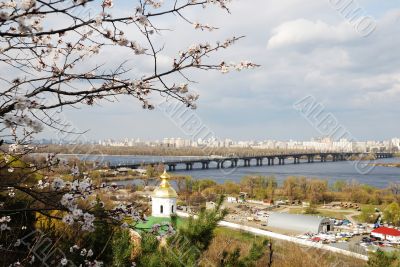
109 152 394 171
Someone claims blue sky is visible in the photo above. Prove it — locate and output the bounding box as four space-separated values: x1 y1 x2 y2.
39 0 400 141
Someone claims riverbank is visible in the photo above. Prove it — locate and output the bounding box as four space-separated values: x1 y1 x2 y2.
368 162 400 168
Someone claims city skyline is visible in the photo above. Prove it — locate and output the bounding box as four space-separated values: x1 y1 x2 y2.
36 136 400 152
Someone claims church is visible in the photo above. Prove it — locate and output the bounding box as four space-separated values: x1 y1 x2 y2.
151 170 177 218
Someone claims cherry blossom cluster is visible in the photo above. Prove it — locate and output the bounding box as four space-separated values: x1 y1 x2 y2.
2 114 43 133
66 246 100 266
193 22 217 31
62 246 102 267
220 60 259 74
144 0 163 9
189 0 231 10
0 216 11 231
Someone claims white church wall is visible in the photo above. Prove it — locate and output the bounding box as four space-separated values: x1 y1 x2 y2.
152 197 177 217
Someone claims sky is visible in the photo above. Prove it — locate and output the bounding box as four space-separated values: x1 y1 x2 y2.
38 0 400 142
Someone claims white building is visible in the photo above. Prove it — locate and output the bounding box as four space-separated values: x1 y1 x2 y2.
267 213 333 234
227 196 238 203
371 227 400 242
151 170 177 218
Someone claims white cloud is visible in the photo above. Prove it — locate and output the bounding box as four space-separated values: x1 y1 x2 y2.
267 19 355 49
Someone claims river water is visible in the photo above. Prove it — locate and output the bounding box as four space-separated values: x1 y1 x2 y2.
57 154 400 188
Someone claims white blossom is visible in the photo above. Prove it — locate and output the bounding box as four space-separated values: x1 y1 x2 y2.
80 248 87 256
87 249 94 257
60 258 68 266
21 0 36 10
62 214 74 225
102 0 113 8
60 193 74 208
72 208 83 218
0 223 10 231
14 239 21 247
0 216 11 223
51 177 65 190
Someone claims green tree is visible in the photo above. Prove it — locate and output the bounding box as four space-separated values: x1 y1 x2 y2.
136 196 227 267
359 206 377 223
241 176 258 197
331 180 346 192
112 229 133 267
266 176 277 199
192 179 217 192
384 202 400 226
308 179 328 203
283 176 298 201
304 203 319 215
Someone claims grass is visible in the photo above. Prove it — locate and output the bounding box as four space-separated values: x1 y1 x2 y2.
287 207 353 220
214 226 267 243
134 216 187 233
200 225 367 267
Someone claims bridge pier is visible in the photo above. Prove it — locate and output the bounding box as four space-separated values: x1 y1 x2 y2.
168 164 176 171
270 158 274 165
244 159 250 167
201 162 210 169
185 163 193 170
217 161 221 169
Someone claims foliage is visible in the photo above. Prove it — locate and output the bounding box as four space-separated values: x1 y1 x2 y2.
192 179 217 192
368 250 400 267
112 229 134 267
282 176 328 203
219 239 271 267
136 196 227 267
383 202 400 226
241 176 277 199
359 206 377 223
304 204 319 215
331 180 347 192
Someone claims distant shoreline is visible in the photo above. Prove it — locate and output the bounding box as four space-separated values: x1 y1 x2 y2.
368 162 400 168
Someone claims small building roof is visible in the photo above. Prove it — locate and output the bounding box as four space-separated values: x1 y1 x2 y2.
268 212 331 234
372 227 400 237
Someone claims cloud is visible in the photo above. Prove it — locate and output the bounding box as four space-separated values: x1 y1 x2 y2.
32 1 400 140
267 19 354 49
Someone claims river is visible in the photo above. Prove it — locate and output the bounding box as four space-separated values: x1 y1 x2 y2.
57 154 400 188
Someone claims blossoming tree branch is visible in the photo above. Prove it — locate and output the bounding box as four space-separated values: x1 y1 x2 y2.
0 0 257 265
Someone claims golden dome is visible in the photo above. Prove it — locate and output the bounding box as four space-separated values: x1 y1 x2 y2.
153 170 178 198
